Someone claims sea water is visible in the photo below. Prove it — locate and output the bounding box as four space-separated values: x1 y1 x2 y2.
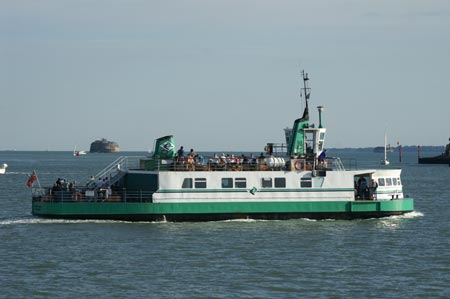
0 150 449 299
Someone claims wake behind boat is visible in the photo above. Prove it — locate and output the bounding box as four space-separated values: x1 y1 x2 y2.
30 71 414 221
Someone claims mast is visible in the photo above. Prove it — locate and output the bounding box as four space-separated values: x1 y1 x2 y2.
287 70 310 157
301 70 310 118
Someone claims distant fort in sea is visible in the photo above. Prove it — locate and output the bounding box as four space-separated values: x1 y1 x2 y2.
90 138 120 153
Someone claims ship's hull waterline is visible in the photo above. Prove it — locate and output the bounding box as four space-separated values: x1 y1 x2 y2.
32 199 414 222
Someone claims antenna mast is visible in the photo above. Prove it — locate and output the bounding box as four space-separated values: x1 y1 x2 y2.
300 70 311 113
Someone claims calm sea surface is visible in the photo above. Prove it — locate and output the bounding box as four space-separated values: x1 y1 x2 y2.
0 150 449 299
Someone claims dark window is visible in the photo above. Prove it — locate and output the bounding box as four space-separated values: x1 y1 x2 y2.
195 178 207 188
300 178 312 188
386 178 392 186
274 177 286 188
222 178 233 188
261 178 273 188
235 178 247 188
320 132 325 140
378 178 385 186
182 178 193 189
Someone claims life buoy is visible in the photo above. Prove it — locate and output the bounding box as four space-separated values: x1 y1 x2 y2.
71 192 82 201
294 160 304 171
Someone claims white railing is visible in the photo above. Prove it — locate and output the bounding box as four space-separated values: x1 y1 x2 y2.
88 156 143 186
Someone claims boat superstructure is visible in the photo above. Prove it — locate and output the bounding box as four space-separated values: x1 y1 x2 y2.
31 71 414 221
0 163 7 175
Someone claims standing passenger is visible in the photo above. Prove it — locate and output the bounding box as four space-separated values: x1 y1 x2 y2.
357 176 367 199
370 179 378 200
177 146 185 161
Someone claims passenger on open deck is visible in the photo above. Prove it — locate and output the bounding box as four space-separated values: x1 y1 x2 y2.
209 153 219 167
318 149 326 163
369 179 378 200
176 146 185 162
258 153 265 163
357 176 368 199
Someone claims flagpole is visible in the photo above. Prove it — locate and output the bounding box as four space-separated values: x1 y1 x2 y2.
34 170 41 188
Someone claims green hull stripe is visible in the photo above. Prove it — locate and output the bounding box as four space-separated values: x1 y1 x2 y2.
32 199 414 216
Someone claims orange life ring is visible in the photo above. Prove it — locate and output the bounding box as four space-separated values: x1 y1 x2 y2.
71 192 82 201
294 160 304 171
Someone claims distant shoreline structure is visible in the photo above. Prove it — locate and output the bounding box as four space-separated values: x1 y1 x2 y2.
418 138 450 164
89 138 120 153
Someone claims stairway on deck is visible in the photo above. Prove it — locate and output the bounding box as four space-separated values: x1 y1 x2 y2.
87 156 142 190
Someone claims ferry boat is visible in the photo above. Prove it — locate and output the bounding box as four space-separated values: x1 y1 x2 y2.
31 71 414 221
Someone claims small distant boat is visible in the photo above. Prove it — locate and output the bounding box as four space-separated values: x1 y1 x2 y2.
73 145 87 157
418 138 450 164
381 133 390 165
0 163 8 174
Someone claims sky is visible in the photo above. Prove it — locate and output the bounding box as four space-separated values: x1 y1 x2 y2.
1 0 450 151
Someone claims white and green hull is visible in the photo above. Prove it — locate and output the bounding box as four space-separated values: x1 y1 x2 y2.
32 199 413 221
32 168 414 221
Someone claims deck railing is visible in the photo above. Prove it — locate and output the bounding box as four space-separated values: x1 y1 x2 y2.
144 156 348 172
93 156 141 177
32 187 153 203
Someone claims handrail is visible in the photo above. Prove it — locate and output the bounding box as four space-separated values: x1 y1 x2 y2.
85 155 353 186
32 187 153 203
332 157 346 171
89 156 143 185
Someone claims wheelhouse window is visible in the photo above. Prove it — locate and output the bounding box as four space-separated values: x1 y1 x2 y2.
235 178 247 188
222 178 233 188
300 177 312 188
261 178 273 188
386 178 392 186
274 177 286 188
195 178 207 188
392 178 398 186
378 178 385 186
182 178 193 189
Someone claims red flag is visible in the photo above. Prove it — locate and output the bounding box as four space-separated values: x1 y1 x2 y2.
27 171 37 187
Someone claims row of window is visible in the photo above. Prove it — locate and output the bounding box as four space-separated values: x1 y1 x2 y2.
378 177 401 187
181 177 313 189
